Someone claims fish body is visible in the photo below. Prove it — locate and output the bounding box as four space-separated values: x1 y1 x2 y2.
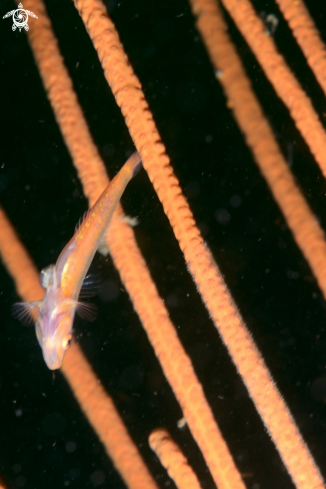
13 152 142 369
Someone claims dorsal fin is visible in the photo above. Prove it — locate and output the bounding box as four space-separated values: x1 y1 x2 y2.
75 208 92 233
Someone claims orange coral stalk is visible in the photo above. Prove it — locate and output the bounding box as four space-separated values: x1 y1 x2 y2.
72 1 325 488
106 221 246 489
188 1 326 488
189 0 326 295
0 205 158 489
62 343 159 489
0 207 43 302
17 0 110 206
217 0 326 180
275 0 326 96
149 428 203 489
21 1 246 487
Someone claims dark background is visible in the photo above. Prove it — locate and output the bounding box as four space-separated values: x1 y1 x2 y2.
1 0 326 487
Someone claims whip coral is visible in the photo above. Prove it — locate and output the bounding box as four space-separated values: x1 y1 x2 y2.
1 0 326 488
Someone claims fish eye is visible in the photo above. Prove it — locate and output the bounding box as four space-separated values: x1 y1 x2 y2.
62 334 72 350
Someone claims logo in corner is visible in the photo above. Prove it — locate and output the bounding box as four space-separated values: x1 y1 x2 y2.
3 3 38 32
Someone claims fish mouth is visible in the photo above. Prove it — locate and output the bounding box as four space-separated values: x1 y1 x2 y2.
42 346 64 370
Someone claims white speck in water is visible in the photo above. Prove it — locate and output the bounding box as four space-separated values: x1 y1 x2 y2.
177 417 187 428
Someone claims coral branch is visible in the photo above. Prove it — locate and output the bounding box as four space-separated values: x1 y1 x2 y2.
107 221 245 489
187 1 326 488
16 0 109 206
9 0 325 487
275 0 326 96
71 0 325 488
0 204 158 489
62 343 159 489
218 0 326 180
149 429 203 489
21 0 245 487
189 0 326 296
0 207 43 302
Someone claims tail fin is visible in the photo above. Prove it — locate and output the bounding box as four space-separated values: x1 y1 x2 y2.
127 151 142 177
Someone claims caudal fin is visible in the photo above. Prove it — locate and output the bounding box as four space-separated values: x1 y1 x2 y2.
126 151 142 177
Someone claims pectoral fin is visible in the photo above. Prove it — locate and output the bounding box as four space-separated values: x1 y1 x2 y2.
79 273 100 298
12 301 41 326
72 300 98 322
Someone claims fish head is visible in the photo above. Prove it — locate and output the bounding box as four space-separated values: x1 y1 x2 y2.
36 302 75 370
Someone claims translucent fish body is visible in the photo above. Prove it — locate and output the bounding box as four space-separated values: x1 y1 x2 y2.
13 152 142 369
